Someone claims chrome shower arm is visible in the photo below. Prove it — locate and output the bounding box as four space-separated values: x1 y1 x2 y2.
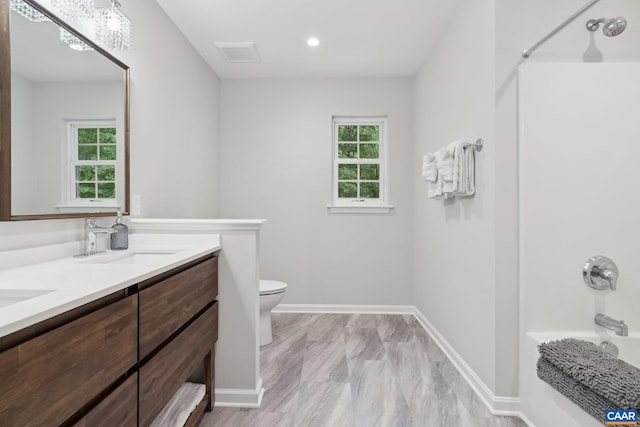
522 0 602 58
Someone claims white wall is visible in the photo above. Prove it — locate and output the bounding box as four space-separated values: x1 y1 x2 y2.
1 0 221 250
115 0 221 218
219 78 414 305
413 0 502 395
10 74 37 214
520 62 640 333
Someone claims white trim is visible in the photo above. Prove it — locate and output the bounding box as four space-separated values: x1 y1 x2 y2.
214 377 264 408
331 116 389 209
129 218 267 232
517 64 529 426
272 304 415 315
411 307 522 416
519 413 537 427
327 204 394 214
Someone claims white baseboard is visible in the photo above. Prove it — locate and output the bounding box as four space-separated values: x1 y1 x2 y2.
411 307 521 416
214 377 264 408
272 304 415 315
519 413 536 427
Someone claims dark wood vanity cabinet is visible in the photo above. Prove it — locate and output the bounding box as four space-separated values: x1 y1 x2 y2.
0 295 138 426
75 374 139 427
139 256 219 359
0 253 219 427
138 255 219 426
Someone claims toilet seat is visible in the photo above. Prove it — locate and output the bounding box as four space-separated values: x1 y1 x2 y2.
260 280 288 296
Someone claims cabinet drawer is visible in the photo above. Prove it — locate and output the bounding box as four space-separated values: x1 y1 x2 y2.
75 374 137 427
139 256 218 358
0 295 137 426
139 302 218 427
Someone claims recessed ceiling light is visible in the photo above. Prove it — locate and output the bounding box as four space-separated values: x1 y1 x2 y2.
307 37 320 47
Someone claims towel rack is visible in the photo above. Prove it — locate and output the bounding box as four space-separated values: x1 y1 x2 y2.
469 138 483 152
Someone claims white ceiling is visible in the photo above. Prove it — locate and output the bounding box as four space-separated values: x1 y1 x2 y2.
155 0 463 79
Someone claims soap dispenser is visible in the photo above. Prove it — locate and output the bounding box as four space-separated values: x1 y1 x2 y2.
110 210 128 250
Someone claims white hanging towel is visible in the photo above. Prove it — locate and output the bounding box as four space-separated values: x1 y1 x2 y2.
422 153 442 199
429 148 454 199
421 153 437 182
447 140 475 196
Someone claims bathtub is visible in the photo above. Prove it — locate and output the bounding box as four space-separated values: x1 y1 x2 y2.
520 331 640 427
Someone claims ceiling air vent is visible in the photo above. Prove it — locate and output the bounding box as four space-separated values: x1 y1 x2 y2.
214 42 261 63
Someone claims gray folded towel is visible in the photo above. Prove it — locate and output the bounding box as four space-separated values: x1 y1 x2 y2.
537 357 617 420
538 338 640 409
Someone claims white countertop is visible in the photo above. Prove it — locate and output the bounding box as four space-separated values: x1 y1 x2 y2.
0 233 221 339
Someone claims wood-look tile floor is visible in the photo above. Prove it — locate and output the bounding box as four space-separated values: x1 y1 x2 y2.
201 314 527 427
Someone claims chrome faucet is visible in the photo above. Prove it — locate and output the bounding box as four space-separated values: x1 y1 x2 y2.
595 313 629 337
84 218 115 256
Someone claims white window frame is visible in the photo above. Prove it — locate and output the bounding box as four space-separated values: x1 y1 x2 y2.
328 116 393 214
64 120 120 208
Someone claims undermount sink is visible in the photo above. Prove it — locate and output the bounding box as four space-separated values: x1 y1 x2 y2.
80 250 179 265
0 289 53 309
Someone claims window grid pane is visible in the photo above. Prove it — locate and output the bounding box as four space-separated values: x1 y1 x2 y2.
99 128 116 145
360 164 379 180
360 182 380 198
338 182 358 198
359 143 379 159
359 125 379 142
77 183 96 199
338 125 357 141
78 145 98 160
78 128 97 144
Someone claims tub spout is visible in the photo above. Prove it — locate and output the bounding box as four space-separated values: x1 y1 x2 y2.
595 313 628 337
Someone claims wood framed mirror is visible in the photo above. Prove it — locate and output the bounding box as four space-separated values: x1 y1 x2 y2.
0 0 129 221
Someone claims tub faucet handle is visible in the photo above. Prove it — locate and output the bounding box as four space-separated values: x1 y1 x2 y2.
583 256 618 291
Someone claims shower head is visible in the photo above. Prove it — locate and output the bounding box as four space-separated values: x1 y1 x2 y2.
586 17 627 36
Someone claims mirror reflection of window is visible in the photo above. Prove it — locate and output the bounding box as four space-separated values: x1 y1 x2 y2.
68 121 117 204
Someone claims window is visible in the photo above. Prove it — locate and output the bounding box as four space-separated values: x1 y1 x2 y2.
67 121 118 206
329 116 392 213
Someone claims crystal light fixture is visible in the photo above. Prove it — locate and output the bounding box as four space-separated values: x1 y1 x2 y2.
51 0 94 20
94 0 131 50
9 0 50 22
59 28 94 51
11 0 131 51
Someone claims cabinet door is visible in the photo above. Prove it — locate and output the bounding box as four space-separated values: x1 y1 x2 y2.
139 256 217 359
139 302 218 426
74 374 137 427
0 296 137 426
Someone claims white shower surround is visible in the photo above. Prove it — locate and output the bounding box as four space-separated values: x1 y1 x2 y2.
518 62 640 425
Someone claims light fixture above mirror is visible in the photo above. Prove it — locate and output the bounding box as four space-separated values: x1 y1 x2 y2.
10 0 131 50
94 0 130 50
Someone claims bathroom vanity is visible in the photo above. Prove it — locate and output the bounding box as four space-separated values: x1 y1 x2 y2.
0 235 220 426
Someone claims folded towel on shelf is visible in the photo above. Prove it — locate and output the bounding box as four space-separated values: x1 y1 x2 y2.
422 153 437 182
537 357 618 421
538 338 640 409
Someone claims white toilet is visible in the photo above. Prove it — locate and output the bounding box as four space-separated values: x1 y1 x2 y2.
259 280 288 346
